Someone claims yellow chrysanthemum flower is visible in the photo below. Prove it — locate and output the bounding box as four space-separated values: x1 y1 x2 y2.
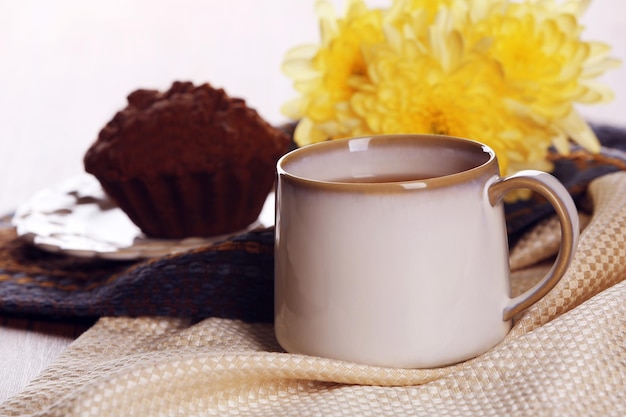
386 0 470 33
464 0 620 155
282 0 385 143
352 7 553 175
282 0 619 178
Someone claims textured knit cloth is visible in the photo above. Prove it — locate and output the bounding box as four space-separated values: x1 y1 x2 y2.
0 126 625 416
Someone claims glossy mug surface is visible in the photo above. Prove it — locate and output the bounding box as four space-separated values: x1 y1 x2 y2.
274 134 578 369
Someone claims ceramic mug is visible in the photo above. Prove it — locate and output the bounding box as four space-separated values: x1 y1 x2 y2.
274 134 579 369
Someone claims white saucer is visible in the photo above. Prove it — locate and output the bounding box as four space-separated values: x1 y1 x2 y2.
11 174 274 260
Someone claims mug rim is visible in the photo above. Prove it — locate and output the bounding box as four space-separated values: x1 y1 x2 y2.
277 134 498 191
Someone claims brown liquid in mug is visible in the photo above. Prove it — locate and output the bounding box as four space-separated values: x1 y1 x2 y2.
332 173 434 183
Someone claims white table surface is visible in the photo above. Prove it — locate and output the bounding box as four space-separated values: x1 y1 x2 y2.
0 0 624 403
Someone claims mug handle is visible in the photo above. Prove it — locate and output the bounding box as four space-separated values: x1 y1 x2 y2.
488 170 580 321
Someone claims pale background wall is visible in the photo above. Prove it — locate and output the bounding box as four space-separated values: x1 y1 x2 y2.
0 0 623 215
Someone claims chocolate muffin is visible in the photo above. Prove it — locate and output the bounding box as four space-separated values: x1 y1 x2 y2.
84 81 290 238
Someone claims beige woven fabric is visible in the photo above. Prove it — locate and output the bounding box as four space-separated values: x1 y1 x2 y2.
2 172 626 417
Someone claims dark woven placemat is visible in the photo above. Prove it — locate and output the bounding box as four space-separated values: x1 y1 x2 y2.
0 124 624 321
0 225 275 321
